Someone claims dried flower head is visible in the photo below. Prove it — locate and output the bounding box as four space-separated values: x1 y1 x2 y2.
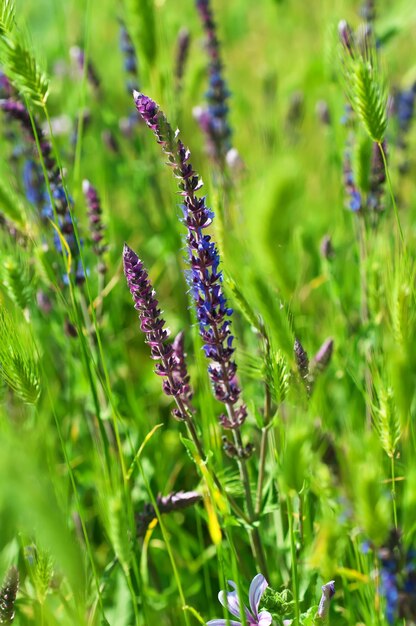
136 491 202 536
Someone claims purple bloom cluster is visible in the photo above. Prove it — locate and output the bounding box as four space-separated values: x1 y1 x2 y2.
368 141 386 211
171 331 194 418
118 24 140 137
82 180 107 275
0 98 84 283
343 146 362 212
175 27 191 91
133 92 247 434
378 529 416 623
195 0 232 164
312 338 334 373
70 46 101 93
360 0 375 25
294 338 309 381
343 140 386 213
123 243 193 420
396 85 416 135
391 84 416 174
23 159 45 208
0 71 13 98
338 20 355 58
119 23 139 93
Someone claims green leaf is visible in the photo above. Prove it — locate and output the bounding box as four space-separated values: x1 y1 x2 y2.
179 434 199 464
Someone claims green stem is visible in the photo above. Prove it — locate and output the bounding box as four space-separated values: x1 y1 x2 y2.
391 454 398 529
125 570 142 626
184 414 250 523
378 142 404 247
138 461 191 626
357 216 372 428
233 429 269 578
287 496 300 624
255 426 269 516
256 370 272 516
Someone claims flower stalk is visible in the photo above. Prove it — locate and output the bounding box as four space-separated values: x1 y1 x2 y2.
132 92 268 575
123 243 250 525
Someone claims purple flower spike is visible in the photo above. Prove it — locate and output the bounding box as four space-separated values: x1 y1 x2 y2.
343 144 362 213
123 243 192 420
338 20 354 57
0 71 14 98
83 180 107 274
195 0 232 164
312 338 334 374
175 27 191 90
207 574 272 626
119 22 139 93
171 331 195 417
0 97 84 283
368 141 386 212
70 46 101 92
133 91 247 436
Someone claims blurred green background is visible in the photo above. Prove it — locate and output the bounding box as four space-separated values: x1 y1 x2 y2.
1 0 416 624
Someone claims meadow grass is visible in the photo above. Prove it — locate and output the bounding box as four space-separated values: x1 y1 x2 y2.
1 0 416 624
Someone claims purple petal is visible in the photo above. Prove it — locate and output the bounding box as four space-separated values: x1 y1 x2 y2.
248 574 268 617
206 621 241 626
218 581 241 619
257 610 273 626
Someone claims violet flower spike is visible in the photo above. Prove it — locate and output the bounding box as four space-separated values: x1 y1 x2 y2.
0 71 13 98
343 144 362 212
338 20 354 57
171 331 195 417
195 0 232 164
207 574 272 626
368 140 386 212
83 180 107 274
133 91 247 435
119 22 139 93
70 46 101 92
0 98 85 283
123 243 192 421
175 27 191 90
312 338 334 374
